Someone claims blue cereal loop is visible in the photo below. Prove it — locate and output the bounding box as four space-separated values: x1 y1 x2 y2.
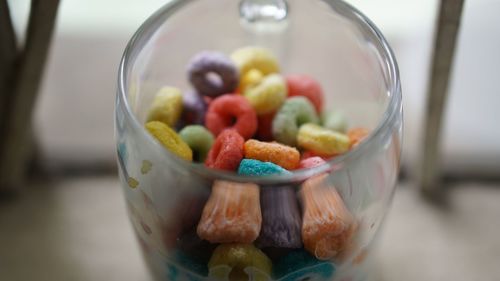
238 159 291 176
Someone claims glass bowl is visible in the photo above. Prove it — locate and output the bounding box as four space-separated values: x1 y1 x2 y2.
115 0 402 280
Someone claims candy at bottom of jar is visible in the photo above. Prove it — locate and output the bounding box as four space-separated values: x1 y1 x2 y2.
176 228 218 264
256 186 302 250
208 244 272 281
197 180 262 243
300 174 356 260
168 250 209 278
273 250 336 281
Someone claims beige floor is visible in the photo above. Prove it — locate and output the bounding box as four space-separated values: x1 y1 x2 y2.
0 177 499 281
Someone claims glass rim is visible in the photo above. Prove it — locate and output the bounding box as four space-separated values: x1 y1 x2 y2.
116 0 402 185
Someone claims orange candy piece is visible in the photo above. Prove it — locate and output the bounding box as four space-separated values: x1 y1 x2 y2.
244 139 300 170
347 127 370 149
197 180 262 244
300 174 356 260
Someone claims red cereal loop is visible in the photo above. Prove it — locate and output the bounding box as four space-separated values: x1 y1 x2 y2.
205 129 244 171
205 94 258 139
286 74 324 113
256 111 276 141
299 157 326 169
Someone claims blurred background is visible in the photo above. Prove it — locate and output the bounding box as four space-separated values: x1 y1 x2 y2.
1 0 499 280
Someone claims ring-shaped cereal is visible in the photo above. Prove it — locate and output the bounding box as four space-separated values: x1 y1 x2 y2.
146 86 183 127
205 129 244 171
180 90 208 126
238 159 291 176
244 139 300 170
272 96 319 146
244 73 287 115
321 109 348 133
205 94 257 139
178 125 214 162
286 74 324 113
239 68 264 93
145 121 192 161
231 46 280 89
297 123 350 155
188 51 239 97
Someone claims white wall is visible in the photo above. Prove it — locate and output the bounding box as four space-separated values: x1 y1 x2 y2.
8 0 500 176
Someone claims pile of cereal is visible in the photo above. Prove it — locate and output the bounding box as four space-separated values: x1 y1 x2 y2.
144 46 369 280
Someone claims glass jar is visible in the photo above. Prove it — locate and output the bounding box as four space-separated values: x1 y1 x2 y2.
115 0 402 280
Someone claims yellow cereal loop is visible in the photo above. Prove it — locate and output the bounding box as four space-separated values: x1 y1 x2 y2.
239 68 264 92
145 121 193 161
146 86 183 127
298 123 350 155
231 46 280 90
244 74 287 115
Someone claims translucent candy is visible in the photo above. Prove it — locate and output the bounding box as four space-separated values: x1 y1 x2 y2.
299 174 356 260
256 186 302 249
197 180 262 243
208 244 272 281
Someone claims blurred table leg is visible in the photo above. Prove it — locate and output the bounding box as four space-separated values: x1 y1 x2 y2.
420 0 465 198
0 0 60 191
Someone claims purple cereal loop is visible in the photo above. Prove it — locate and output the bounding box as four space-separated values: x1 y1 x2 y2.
187 51 239 97
180 90 207 126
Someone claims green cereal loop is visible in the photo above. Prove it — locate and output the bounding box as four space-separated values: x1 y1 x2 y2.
179 125 215 162
272 97 319 146
321 109 348 133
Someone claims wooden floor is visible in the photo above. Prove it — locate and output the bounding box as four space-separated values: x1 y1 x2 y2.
0 177 499 281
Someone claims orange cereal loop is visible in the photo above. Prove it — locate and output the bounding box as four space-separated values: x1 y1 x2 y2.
244 139 300 170
197 180 262 244
300 174 356 260
347 127 370 149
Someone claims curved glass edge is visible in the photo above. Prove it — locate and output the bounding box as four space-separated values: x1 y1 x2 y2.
116 0 403 185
